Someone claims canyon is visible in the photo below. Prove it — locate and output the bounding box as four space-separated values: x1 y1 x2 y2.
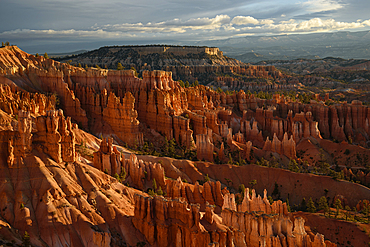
0 45 369 246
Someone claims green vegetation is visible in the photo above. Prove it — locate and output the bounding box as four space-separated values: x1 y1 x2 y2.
44 52 49 59
117 62 124 70
307 197 316 213
318 196 329 216
22 231 31 247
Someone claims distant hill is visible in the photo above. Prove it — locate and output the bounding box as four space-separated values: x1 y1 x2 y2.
194 30 370 63
48 50 88 58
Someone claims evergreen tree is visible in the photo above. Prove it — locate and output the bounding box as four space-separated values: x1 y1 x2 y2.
185 81 190 88
131 67 138 76
157 186 163 196
78 63 82 68
334 199 342 218
204 174 210 182
148 189 155 197
114 173 120 182
44 52 49 59
179 80 185 87
168 138 176 157
307 197 316 213
1 42 4 47
318 196 329 215
286 198 291 212
249 179 257 190
228 153 233 164
152 178 157 190
268 196 273 205
117 62 124 70
344 205 351 221
239 184 245 201
5 41 10 46
22 231 31 247
35 53 39 57
120 169 127 182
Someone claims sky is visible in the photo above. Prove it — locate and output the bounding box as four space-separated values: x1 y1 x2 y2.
1 0 370 53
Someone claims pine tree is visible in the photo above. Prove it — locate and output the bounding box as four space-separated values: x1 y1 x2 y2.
318 196 329 215
268 196 273 205
117 62 124 70
44 52 49 59
344 205 351 221
334 199 342 218
307 197 316 213
35 53 39 57
157 186 163 196
22 231 31 247
1 42 4 47
148 189 155 197
286 198 291 212
114 173 120 182
249 179 257 190
239 184 245 201
152 178 157 190
204 174 210 182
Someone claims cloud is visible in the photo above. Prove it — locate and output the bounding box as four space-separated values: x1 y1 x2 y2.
301 0 344 13
231 16 259 25
2 15 370 44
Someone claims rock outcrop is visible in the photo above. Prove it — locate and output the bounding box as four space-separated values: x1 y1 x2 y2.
33 110 76 163
133 193 333 247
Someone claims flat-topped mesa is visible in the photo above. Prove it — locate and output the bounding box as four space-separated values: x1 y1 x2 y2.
108 45 223 56
33 110 76 163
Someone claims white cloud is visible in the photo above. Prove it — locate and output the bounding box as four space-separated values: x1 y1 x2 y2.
302 0 344 13
231 16 259 25
2 15 370 42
